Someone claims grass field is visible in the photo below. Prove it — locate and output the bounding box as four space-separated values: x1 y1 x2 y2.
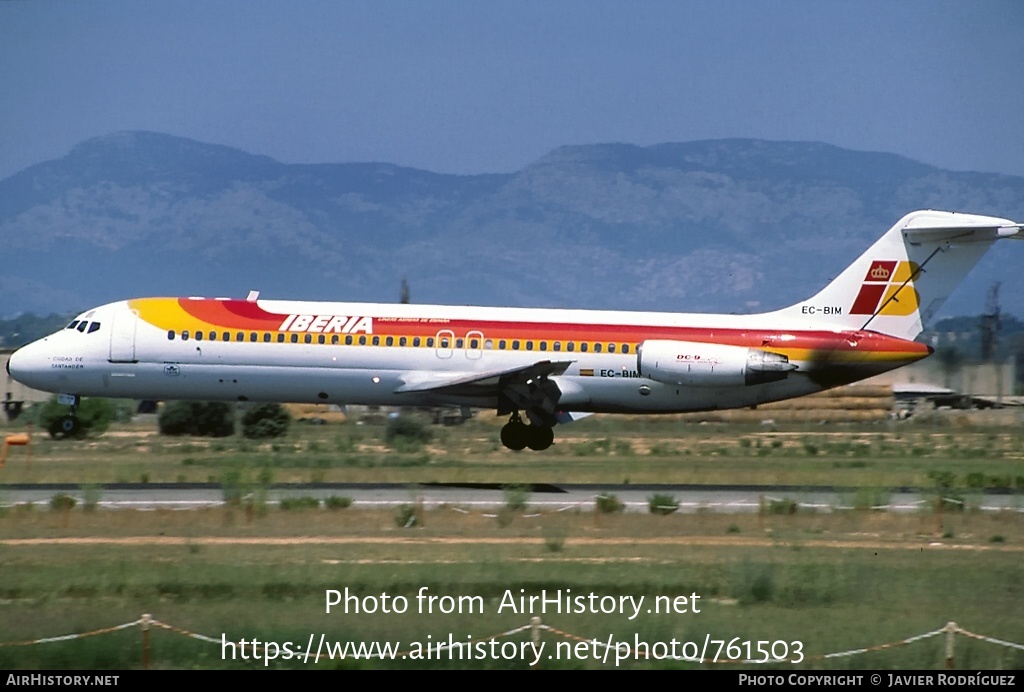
2 411 1023 488
1 412 1022 669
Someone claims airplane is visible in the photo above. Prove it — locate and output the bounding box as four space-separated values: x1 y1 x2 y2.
7 210 1022 451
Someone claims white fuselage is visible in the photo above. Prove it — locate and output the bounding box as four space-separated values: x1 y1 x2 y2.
8 296 925 416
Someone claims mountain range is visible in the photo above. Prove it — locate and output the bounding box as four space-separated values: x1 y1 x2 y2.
1 132 1022 320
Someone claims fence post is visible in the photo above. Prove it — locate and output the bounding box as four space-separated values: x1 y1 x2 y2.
944 621 956 670
141 613 151 670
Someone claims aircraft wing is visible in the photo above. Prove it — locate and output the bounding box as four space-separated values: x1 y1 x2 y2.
394 360 573 396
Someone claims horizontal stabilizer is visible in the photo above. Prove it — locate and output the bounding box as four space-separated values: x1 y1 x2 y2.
902 222 1022 244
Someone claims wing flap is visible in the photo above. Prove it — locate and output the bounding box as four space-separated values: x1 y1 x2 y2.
395 360 573 395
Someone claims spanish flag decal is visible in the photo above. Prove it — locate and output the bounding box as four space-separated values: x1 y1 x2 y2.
580 368 595 377
849 260 920 316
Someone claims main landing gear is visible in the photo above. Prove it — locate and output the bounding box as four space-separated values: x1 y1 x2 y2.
500 412 554 451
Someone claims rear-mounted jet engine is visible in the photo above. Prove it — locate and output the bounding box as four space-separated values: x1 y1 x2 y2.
637 339 796 387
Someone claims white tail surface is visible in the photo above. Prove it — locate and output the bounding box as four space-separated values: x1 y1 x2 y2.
773 210 1022 340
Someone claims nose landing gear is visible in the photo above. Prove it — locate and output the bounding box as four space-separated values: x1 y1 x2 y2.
54 415 82 439
500 411 554 451
48 395 82 440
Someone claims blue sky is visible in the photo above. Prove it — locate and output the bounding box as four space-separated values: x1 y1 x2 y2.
2 1 1023 180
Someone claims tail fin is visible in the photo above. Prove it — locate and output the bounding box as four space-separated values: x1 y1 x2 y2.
774 210 1022 339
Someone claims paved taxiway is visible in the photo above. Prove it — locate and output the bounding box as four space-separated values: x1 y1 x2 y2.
2 483 1022 513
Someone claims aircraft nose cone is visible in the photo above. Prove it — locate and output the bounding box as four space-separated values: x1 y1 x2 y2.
7 346 28 383
7 340 50 390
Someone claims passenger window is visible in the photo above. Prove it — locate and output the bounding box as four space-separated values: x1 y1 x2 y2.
484 339 493 349
512 340 520 350
250 332 258 343
318 334 325 344
167 330 175 340
290 334 299 343
194 331 203 341
209 331 217 341
359 335 367 345
608 343 616 353
399 336 407 346
223 332 230 342
331 335 339 345
413 337 421 347
386 336 394 346
345 335 353 345
304 334 312 344
499 340 507 349
580 343 588 352
539 341 547 351
622 344 630 354
264 333 272 343
440 337 450 348
426 337 434 347
567 342 575 352
470 338 479 349
372 336 380 346
553 342 561 352
277 334 285 343
236 332 244 342
594 343 602 353
182 330 190 341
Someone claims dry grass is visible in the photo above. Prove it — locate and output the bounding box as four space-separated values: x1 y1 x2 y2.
2 504 1022 546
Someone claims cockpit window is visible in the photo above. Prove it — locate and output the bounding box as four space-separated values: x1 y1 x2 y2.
66 320 80 330
87 322 101 334
76 322 88 333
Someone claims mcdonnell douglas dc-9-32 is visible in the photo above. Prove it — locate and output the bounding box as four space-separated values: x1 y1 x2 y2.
8 210 1023 450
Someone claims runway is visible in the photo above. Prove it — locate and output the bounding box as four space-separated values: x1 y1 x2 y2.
3 483 1022 513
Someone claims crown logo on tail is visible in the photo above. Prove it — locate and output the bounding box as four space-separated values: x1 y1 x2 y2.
850 260 920 316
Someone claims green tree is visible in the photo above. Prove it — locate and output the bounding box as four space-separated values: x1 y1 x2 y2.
158 401 235 437
241 403 291 439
